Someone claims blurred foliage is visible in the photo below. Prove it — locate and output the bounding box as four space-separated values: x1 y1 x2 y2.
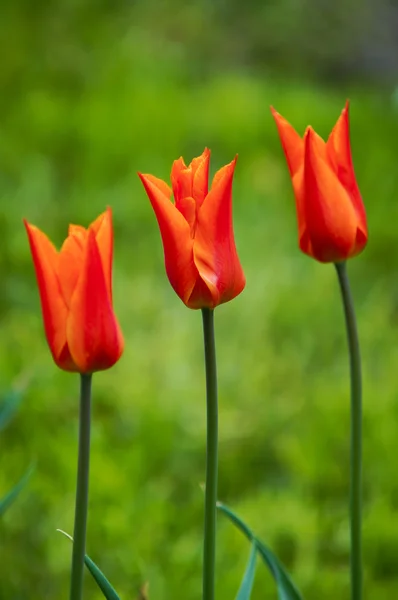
0 386 32 517
1 1 398 599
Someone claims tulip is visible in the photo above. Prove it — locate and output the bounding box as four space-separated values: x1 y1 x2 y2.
138 148 245 309
271 102 368 263
24 208 124 373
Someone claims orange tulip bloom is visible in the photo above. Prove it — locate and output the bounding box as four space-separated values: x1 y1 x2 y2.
139 148 245 309
24 208 124 373
271 102 368 263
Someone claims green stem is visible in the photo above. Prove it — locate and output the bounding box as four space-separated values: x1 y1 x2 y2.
70 373 92 600
201 308 219 600
335 262 362 600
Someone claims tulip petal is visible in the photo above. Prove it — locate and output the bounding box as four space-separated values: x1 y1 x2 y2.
304 128 359 262
272 109 309 243
90 208 113 301
194 157 245 307
139 173 198 305
175 168 194 206
176 195 196 232
327 102 354 183
143 174 173 201
307 127 327 159
171 149 210 209
67 230 123 373
24 221 73 368
326 101 367 235
191 148 210 207
292 129 327 247
271 107 304 178
171 157 188 203
68 224 86 241
59 235 85 308
291 165 306 242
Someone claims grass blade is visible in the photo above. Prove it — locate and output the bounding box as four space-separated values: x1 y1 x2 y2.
217 502 303 600
236 541 257 600
57 530 121 600
0 465 34 517
0 389 24 432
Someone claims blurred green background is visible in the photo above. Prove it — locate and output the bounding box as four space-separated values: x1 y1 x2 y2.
1 0 398 598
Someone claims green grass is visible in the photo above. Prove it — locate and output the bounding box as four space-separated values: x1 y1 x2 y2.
1 8 398 599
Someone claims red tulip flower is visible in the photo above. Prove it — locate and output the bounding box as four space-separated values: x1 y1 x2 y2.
24 208 124 373
139 148 245 309
271 102 368 263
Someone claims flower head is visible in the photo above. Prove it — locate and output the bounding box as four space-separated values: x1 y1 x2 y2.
24 208 124 373
271 102 367 263
139 148 245 309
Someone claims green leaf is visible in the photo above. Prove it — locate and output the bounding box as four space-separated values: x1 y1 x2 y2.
0 465 34 517
57 530 121 600
236 541 257 600
217 502 254 540
217 502 303 600
0 388 24 432
254 539 303 600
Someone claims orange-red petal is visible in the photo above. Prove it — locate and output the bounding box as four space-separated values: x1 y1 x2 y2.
194 157 245 307
171 157 189 205
326 101 367 236
290 165 306 244
190 148 210 207
90 208 114 301
175 195 197 232
304 128 359 262
58 234 84 308
271 107 304 178
138 172 198 305
24 221 74 369
272 108 309 243
171 149 211 210
67 230 124 373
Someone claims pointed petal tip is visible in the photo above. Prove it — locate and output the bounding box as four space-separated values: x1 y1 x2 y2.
101 205 113 225
303 126 312 148
87 226 96 244
24 219 40 238
102 206 113 230
303 126 320 164
138 172 158 185
270 106 284 125
340 100 350 121
173 156 187 170
304 126 318 147
137 172 155 191
214 155 238 183
270 107 293 127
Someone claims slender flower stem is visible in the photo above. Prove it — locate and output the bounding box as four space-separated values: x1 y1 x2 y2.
70 373 92 600
335 262 362 600
201 308 219 600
